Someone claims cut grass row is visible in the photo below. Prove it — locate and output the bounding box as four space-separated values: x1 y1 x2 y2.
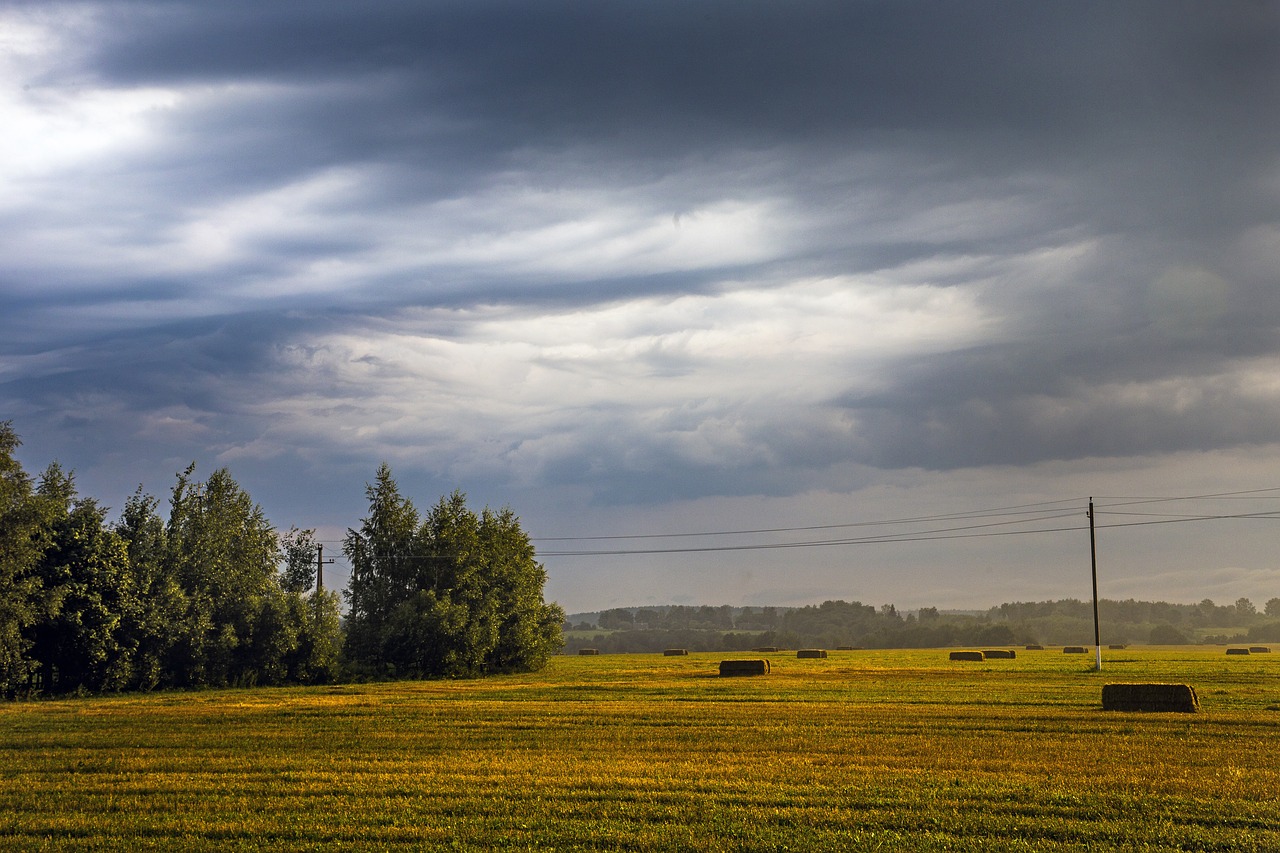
1 647 1278 851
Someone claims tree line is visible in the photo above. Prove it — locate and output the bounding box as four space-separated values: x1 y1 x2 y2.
566 595 1280 654
0 422 563 698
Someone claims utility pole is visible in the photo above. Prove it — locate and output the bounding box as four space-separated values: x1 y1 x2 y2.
316 543 335 594
1088 497 1101 672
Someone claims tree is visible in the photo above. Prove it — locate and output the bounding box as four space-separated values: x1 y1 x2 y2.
1149 623 1191 645
165 465 287 687
0 424 53 696
279 526 318 594
598 608 634 630
343 467 563 678
1235 597 1256 618
26 467 137 694
1266 598 1280 618
286 589 343 683
276 526 343 683
343 464 421 669
477 505 564 673
114 488 186 690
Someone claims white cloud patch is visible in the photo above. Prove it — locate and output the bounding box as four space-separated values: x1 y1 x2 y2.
245 275 994 489
0 10 178 205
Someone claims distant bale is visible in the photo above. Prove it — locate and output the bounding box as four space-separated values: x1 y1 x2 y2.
1108 644 1127 650
663 649 688 656
797 649 828 659
983 649 1016 659
751 647 779 653
720 659 770 677
836 646 864 651
1063 646 1088 654
1226 648 1251 655
1024 644 1044 651
578 648 600 656
949 651 985 662
1249 646 1272 653
1102 683 1199 713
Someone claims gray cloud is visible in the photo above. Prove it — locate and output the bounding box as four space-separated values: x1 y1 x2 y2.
4 1 1280 609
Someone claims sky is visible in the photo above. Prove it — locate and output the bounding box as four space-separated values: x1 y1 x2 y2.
3 1 1280 615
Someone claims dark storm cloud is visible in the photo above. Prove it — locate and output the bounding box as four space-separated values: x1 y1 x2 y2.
68 1 1280 202
3 0 1279 515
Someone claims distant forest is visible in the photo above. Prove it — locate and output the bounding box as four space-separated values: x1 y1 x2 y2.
563 597 1280 654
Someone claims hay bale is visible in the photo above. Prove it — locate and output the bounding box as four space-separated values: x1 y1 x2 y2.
1063 646 1088 654
836 646 860 651
1108 644 1127 650
1024 644 1044 650
663 648 688 656
796 649 828 659
1249 646 1272 653
1226 648 1251 655
751 646 779 653
949 651 985 661
578 648 600 656
719 659 770 677
983 649 1016 659
1102 683 1199 713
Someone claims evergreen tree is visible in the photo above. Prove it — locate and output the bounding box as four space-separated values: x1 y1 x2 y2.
343 463 421 668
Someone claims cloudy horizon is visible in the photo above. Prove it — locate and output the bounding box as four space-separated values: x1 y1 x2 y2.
4 1 1280 613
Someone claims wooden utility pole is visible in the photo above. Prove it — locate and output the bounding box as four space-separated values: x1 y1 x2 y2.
316 544 334 594
1088 497 1101 672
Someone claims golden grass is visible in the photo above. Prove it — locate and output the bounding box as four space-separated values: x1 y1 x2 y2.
1 647 1278 851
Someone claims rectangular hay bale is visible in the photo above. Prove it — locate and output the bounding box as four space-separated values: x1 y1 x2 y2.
796 649 828 659
663 648 689 656
1024 644 1044 650
1102 683 1199 713
1226 648 1251 655
578 648 600 656
719 659 770 676
1249 646 1272 653
1063 646 1088 654
983 649 1016 659
949 651 985 661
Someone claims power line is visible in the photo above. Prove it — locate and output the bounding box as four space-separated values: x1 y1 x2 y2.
540 510 1089 556
538 497 1280 558
532 497 1088 542
1093 487 1280 508
310 487 1280 560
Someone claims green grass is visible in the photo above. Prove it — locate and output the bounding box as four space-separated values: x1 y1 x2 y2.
2 647 1279 850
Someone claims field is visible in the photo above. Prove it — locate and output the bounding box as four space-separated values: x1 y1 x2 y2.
2 647 1279 851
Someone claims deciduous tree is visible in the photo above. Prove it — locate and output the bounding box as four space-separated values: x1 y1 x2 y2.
0 423 48 696
343 468 563 678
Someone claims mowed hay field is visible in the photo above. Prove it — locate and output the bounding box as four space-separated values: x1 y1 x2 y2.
2 648 1279 851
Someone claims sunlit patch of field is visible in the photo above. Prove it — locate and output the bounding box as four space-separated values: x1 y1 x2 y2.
1 647 1278 850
